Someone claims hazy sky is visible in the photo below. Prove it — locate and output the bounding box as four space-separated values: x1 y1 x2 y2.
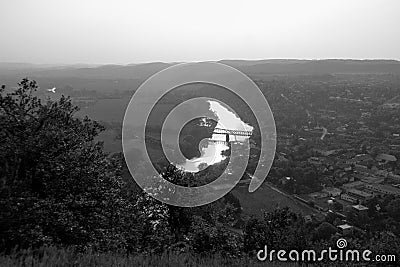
1 0 399 64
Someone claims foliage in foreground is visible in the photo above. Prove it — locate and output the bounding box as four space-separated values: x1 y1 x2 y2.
0 79 243 255
0 246 297 267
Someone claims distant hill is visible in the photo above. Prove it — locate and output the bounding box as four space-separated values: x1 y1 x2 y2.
1 59 400 92
220 59 400 75
27 62 174 80
219 59 314 66
0 62 173 93
0 62 100 75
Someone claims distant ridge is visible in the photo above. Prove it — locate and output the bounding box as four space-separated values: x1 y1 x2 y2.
1 60 400 81
0 62 174 80
219 59 400 75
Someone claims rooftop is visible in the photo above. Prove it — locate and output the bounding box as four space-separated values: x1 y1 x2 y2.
342 181 365 188
348 189 373 198
366 184 400 194
352 204 369 211
376 154 397 162
338 224 353 230
360 176 385 184
322 187 342 193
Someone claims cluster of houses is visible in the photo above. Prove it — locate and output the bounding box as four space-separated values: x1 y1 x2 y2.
287 146 400 235
306 156 400 207
302 151 400 236
271 80 400 237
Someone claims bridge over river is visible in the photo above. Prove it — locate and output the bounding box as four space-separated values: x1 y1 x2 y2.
211 127 252 143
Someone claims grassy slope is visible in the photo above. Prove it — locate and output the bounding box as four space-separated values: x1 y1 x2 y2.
0 247 294 267
232 185 316 217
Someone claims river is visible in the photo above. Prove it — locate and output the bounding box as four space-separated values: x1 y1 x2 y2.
178 100 253 172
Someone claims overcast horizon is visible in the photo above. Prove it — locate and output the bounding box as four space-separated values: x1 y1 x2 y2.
2 57 400 67
1 0 399 65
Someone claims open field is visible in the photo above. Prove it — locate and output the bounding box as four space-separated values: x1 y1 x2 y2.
232 184 317 217
95 129 122 154
76 98 131 122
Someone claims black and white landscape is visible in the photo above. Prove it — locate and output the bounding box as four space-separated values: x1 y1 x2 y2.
1 0 400 266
